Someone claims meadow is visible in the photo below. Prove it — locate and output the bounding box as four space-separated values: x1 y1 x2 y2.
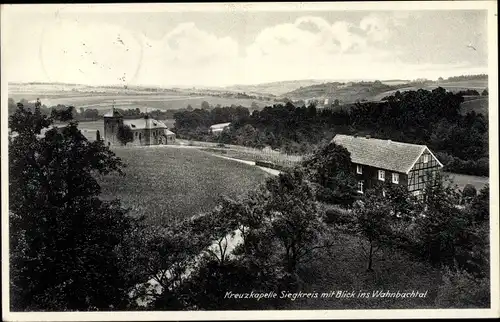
9 89 270 112
370 79 489 101
445 172 489 191
460 97 489 115
97 146 272 225
283 232 442 309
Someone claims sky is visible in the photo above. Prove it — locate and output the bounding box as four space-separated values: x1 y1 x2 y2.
1 4 491 87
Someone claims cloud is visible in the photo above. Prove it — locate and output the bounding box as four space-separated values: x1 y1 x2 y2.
359 12 412 43
37 18 144 85
5 11 487 87
138 22 241 86
241 15 400 83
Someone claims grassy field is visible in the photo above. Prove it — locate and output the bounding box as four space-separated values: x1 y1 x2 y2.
370 80 489 101
9 91 270 112
97 146 272 225
445 172 489 191
460 97 489 115
283 233 442 309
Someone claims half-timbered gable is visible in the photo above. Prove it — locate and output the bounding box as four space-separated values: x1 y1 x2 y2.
406 147 443 195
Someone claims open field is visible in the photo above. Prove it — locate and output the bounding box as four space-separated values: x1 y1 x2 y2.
445 172 489 191
370 80 488 101
9 92 270 112
283 233 443 309
97 146 272 225
460 97 489 115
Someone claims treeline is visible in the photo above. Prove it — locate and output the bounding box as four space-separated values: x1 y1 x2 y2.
9 105 490 311
174 87 488 176
446 74 488 82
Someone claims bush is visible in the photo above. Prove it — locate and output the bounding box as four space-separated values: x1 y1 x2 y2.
117 124 134 145
435 267 490 308
323 204 354 225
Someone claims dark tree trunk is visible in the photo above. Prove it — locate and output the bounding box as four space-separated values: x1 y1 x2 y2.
367 242 374 272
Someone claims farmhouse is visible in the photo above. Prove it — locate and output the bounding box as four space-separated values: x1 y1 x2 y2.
209 122 231 135
332 134 443 197
104 108 176 146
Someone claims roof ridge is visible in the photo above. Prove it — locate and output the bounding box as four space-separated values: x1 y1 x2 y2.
334 134 426 148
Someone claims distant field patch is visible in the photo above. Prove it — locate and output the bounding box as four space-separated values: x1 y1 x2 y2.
9 91 270 111
460 97 489 115
370 80 488 102
446 172 489 191
97 146 272 225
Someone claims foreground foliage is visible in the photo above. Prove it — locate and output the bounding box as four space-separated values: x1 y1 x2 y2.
9 103 143 311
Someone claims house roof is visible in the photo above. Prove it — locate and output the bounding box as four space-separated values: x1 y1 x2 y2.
123 118 168 130
331 134 440 174
210 122 231 130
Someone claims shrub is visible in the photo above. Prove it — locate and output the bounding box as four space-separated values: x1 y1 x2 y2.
435 267 490 308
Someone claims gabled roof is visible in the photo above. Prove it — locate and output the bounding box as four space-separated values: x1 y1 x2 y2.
331 134 442 174
164 129 176 136
210 122 231 130
123 118 168 130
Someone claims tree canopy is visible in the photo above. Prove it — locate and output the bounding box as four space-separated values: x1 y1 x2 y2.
9 103 142 311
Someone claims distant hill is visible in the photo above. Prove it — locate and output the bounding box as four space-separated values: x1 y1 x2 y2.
371 79 489 101
283 76 488 104
225 79 331 96
283 81 397 104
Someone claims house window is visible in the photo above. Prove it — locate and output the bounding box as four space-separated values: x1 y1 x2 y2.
378 170 385 181
356 165 363 174
392 173 399 184
135 132 138 137
423 154 429 163
357 181 364 194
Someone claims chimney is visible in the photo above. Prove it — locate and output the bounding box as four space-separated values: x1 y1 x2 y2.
365 135 371 139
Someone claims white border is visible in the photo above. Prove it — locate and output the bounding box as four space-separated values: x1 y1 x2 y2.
2 1 499 321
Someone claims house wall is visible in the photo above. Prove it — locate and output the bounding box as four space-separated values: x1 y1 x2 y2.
353 163 408 193
130 129 176 146
407 149 441 194
104 117 123 146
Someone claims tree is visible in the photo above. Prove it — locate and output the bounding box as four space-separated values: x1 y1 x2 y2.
301 142 358 206
117 124 134 145
9 102 142 311
251 101 259 110
481 88 488 96
83 108 99 121
353 187 393 271
461 184 477 204
264 170 333 275
51 105 75 121
96 129 101 141
415 172 467 265
471 185 489 222
186 104 193 111
201 101 210 110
